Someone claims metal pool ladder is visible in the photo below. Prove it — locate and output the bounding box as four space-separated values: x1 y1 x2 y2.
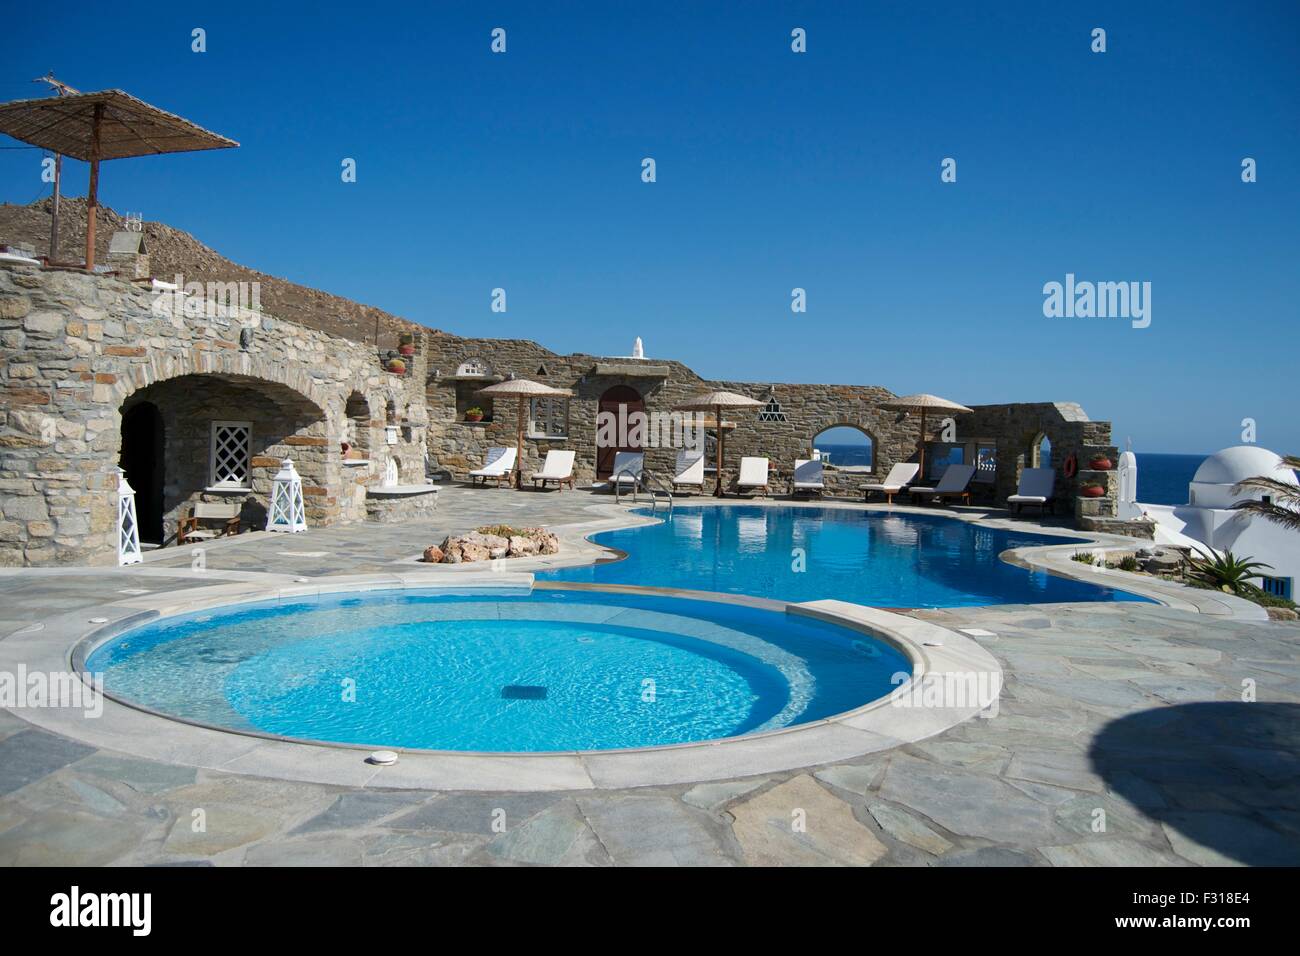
614 466 674 517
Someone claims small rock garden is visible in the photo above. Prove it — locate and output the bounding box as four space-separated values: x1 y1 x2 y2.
423 525 560 564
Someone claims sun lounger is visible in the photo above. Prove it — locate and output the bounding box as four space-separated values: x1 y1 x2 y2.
737 457 770 496
860 462 920 503
469 446 517 487
791 459 824 497
530 449 575 490
1006 467 1056 514
908 463 976 506
609 451 644 491
673 449 705 493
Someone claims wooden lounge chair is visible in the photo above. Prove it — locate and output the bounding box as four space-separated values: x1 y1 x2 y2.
1007 467 1056 514
470 446 517 487
737 457 770 496
672 449 705 494
178 501 241 544
530 450 576 490
860 462 920 503
609 451 644 492
791 459 825 497
908 463 977 506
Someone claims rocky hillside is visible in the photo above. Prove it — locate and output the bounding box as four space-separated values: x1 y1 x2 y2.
0 197 430 346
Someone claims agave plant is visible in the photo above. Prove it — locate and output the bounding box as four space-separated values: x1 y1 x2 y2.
1232 454 1300 532
1185 547 1272 595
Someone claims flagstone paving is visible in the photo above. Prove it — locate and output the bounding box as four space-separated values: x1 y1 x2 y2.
1 487 1298 866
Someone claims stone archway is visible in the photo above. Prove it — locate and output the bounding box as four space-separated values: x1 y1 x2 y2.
809 422 878 472
117 372 330 544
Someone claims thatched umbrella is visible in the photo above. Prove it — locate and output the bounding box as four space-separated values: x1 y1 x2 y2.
673 390 763 497
0 89 238 270
475 377 573 489
883 393 973 481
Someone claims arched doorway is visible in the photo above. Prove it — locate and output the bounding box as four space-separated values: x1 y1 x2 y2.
596 384 644 479
120 401 165 544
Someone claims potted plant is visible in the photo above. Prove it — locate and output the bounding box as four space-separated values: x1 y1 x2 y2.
398 332 415 357
465 406 484 423
1079 480 1106 498
1089 453 1113 470
386 357 406 375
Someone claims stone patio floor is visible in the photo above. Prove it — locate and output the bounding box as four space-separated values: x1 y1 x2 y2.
1 485 1298 866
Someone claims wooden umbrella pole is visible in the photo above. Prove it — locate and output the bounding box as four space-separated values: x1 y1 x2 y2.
515 397 524 489
85 103 103 271
919 407 927 480
714 403 724 497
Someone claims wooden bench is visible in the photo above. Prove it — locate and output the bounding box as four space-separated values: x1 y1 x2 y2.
178 501 241 544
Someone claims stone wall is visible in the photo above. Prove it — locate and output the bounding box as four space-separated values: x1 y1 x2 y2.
1 263 1121 568
0 264 421 566
424 334 1117 515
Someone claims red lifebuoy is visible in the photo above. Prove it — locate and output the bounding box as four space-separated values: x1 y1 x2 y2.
1063 453 1078 478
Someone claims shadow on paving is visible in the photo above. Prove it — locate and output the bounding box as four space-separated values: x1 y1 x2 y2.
1090 702 1300 866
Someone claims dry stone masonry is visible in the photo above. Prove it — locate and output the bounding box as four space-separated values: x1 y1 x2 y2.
1 262 1131 567
0 263 423 566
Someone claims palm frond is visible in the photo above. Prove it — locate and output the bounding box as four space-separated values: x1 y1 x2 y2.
1232 475 1300 504
1230 455 1300 532
1232 499 1300 532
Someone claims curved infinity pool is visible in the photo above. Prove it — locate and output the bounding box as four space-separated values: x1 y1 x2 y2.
538 506 1148 607
84 588 911 752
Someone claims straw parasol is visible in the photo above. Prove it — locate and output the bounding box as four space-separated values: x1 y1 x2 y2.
0 89 238 270
475 377 573 489
883 393 973 480
673 390 763 496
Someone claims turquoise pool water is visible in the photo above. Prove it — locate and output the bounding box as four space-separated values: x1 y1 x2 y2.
538 506 1149 607
85 589 910 752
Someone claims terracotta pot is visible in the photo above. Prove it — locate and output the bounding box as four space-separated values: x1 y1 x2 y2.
465 412 483 423
386 360 406 374
398 344 415 356
1080 484 1105 498
1089 457 1113 471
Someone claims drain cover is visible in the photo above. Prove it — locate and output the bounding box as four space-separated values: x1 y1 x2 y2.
501 685 547 700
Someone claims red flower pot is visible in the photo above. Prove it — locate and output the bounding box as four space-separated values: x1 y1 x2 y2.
1089 457 1113 471
398 344 415 356
1080 484 1105 498
465 412 483 423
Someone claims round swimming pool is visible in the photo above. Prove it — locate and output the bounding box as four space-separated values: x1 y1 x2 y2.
83 588 912 752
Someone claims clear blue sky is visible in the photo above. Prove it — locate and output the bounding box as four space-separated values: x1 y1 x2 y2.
2 1 1296 454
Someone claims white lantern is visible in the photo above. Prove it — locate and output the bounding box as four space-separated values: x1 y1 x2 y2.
266 458 307 533
116 467 142 566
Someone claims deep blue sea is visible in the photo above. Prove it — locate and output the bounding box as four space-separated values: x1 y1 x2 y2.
816 442 873 468
816 445 1202 505
1134 452 1204 506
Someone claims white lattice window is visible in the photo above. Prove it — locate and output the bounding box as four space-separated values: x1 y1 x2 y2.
529 397 568 438
209 421 252 488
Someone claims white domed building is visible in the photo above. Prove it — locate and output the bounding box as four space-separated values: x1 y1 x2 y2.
1131 446 1299 599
